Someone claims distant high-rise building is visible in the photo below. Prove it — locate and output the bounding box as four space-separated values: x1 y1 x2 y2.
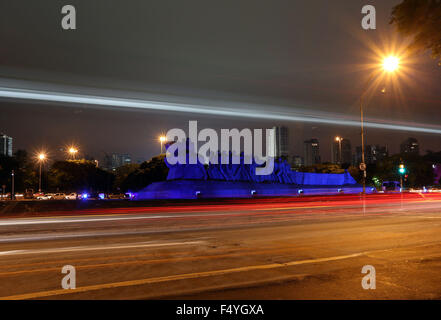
400 137 419 155
355 145 388 165
0 133 13 157
291 155 303 168
272 126 289 159
103 154 112 170
103 153 132 170
332 138 352 165
112 153 131 169
303 139 321 166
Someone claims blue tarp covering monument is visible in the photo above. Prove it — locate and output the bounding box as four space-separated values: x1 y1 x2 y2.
136 139 371 200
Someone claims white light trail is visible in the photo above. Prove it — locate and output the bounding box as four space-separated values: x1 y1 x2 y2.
0 241 205 256
1 86 441 134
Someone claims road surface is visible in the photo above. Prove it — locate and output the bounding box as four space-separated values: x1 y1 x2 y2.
0 193 441 299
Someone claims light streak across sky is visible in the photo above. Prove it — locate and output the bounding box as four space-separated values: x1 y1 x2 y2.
1 86 441 134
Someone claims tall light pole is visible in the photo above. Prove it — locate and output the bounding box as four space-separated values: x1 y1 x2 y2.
159 136 166 154
335 137 342 164
37 153 46 193
360 55 400 194
68 147 78 160
11 170 14 200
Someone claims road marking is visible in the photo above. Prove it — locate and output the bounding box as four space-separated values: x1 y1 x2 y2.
0 240 204 257
0 251 364 300
0 242 306 271
0 246 307 277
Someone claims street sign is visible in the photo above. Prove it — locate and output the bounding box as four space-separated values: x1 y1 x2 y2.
359 163 366 171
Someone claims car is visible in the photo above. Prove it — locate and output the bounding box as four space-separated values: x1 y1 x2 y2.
36 194 51 200
382 181 400 192
107 193 126 199
79 192 100 200
0 193 11 200
65 193 78 200
24 189 34 199
51 193 66 200
14 193 24 200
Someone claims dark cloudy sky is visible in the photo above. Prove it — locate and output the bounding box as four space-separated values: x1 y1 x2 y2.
1 0 441 163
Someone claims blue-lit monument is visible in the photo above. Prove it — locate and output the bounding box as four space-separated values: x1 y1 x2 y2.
136 140 371 200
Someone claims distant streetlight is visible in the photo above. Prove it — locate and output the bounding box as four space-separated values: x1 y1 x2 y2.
335 137 342 164
11 170 15 200
359 55 401 194
68 146 78 160
159 136 167 154
37 153 46 193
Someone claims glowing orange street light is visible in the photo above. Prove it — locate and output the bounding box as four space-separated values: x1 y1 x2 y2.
382 56 400 72
335 137 342 164
37 153 47 193
68 146 79 160
359 54 401 194
159 136 167 154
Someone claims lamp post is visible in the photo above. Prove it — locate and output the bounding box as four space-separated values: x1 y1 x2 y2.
359 55 400 194
37 153 46 193
68 147 78 160
159 136 166 154
335 137 342 164
11 170 14 200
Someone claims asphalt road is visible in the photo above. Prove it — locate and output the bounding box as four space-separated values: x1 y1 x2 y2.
0 193 441 299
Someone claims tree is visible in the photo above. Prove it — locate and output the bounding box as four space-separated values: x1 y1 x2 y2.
391 0 441 61
373 153 434 188
423 150 441 164
299 163 345 174
0 150 38 193
48 160 115 193
113 163 140 191
119 155 169 192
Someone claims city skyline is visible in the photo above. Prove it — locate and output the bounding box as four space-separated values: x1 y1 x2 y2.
0 121 434 168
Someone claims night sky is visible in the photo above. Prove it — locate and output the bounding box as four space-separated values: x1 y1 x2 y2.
1 0 441 163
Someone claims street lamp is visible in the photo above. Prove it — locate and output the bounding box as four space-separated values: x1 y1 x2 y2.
383 56 400 72
37 153 46 193
159 136 166 154
68 146 78 160
359 55 400 194
335 136 342 164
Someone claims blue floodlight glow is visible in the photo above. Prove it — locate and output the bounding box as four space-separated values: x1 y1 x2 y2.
1 86 441 134
81 193 89 200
